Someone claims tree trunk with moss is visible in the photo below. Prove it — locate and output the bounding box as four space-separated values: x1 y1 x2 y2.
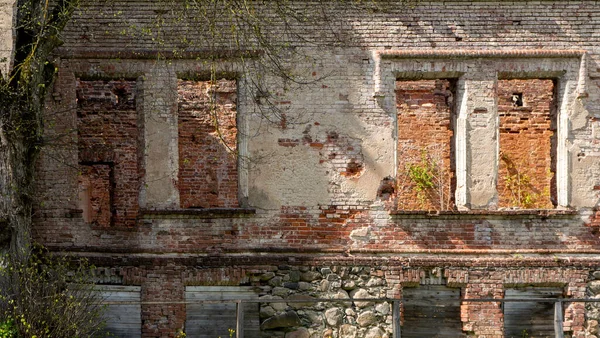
0 0 78 263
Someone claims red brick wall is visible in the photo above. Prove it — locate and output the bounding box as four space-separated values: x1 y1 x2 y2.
29 1 600 335
396 80 455 211
498 79 555 209
177 79 238 208
77 79 139 227
455 268 587 337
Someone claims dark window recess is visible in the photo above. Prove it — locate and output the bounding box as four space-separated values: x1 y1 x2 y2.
403 285 465 338
504 287 563 338
512 93 524 107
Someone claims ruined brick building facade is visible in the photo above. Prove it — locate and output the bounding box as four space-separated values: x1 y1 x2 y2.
6 0 600 337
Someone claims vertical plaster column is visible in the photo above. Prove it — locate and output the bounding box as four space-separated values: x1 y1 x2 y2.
455 66 498 209
138 63 180 209
559 73 580 208
0 0 16 78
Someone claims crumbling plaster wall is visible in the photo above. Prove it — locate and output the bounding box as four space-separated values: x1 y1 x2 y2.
28 1 600 337
31 0 600 269
246 48 395 210
38 1 600 216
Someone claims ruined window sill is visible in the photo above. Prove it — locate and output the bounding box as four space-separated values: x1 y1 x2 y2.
139 208 256 219
390 209 578 219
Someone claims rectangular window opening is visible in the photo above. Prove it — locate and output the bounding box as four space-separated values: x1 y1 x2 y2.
93 285 142 338
177 79 239 209
185 286 259 337
76 79 140 227
396 79 456 211
402 285 465 337
504 287 563 338
498 79 557 209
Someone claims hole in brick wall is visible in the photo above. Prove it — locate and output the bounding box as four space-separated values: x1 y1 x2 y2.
498 79 556 209
77 79 139 227
511 93 524 107
377 176 396 200
177 79 239 208
395 79 456 211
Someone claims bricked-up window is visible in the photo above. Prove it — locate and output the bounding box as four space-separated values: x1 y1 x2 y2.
396 79 455 211
77 79 139 227
498 79 556 209
78 164 112 226
177 79 238 208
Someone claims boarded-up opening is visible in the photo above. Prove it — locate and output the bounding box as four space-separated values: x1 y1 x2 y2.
504 287 563 338
77 79 139 227
403 285 465 337
498 79 556 209
177 79 239 208
94 285 142 338
185 286 259 337
396 79 455 211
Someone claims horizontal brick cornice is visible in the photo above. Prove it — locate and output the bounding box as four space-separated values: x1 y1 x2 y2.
377 49 587 59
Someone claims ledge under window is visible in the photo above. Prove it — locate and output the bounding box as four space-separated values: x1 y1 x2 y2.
140 208 256 219
390 209 578 220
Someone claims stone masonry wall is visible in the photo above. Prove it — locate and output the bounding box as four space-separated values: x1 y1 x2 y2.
87 259 591 338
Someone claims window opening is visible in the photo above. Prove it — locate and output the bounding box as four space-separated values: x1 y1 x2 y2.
177 79 239 208
403 270 464 338
396 79 456 211
185 286 259 337
498 79 556 209
93 285 142 338
504 287 563 338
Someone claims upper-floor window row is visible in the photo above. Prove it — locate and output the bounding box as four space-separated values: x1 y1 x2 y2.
76 78 240 227
395 77 558 212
